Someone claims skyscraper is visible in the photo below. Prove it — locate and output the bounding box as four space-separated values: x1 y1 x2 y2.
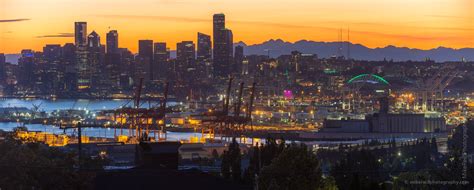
43 44 62 62
213 14 233 78
290 51 301 73
138 40 154 81
177 41 196 66
61 43 76 66
226 29 233 63
213 14 225 35
87 31 103 91
0 54 5 64
87 31 101 48
198 33 212 78
104 30 120 90
75 22 90 91
74 22 87 46
197 32 211 63
234 45 244 74
18 50 35 89
61 43 77 92
154 42 168 78
106 30 119 54
0 53 6 83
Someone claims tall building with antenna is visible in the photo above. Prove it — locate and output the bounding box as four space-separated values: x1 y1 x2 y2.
337 28 343 59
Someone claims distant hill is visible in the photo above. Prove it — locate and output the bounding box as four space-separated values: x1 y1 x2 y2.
234 39 474 62
5 39 473 63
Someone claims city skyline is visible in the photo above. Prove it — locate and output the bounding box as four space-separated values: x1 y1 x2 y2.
0 1 473 189
1 0 473 54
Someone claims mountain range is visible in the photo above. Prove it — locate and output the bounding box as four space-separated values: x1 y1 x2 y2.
234 39 474 62
4 39 473 63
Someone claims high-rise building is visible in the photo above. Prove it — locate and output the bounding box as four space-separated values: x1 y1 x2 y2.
43 44 62 62
242 59 249 75
106 30 119 54
0 54 5 64
87 31 104 91
139 40 153 58
0 53 6 83
154 42 168 78
18 50 36 89
138 40 154 80
290 51 301 73
234 45 244 74
74 22 87 46
104 52 121 89
103 30 120 91
61 43 77 92
176 41 196 67
87 31 101 48
62 43 76 64
75 22 90 91
213 14 233 78
213 14 225 35
197 33 212 78
197 33 211 63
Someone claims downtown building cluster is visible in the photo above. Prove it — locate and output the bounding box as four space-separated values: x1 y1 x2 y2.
0 14 238 98
0 14 473 125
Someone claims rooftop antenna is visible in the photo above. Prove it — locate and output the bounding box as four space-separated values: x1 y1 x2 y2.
347 27 351 60
337 28 343 58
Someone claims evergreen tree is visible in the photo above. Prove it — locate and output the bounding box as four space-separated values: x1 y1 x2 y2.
221 138 241 181
259 144 322 190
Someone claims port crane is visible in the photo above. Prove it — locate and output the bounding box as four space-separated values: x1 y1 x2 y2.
112 78 171 143
195 77 257 140
414 63 460 112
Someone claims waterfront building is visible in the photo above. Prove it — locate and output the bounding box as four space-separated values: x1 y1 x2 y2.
322 119 370 133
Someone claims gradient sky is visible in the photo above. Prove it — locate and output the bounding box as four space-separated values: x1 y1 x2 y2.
1 0 473 54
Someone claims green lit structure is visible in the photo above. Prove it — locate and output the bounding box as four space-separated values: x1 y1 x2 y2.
347 74 389 85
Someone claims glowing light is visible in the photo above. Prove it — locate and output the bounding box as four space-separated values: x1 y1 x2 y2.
347 74 389 85
283 90 293 99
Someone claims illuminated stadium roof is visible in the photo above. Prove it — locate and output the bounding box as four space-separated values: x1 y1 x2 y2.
347 74 390 85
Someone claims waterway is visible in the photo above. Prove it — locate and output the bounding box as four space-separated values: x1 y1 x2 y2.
0 99 425 147
0 122 209 141
0 98 213 143
0 98 176 112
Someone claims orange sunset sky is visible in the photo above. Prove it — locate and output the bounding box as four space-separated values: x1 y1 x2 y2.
1 0 473 54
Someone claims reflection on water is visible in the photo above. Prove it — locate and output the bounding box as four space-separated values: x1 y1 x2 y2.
0 99 173 112
0 122 263 145
0 99 263 145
